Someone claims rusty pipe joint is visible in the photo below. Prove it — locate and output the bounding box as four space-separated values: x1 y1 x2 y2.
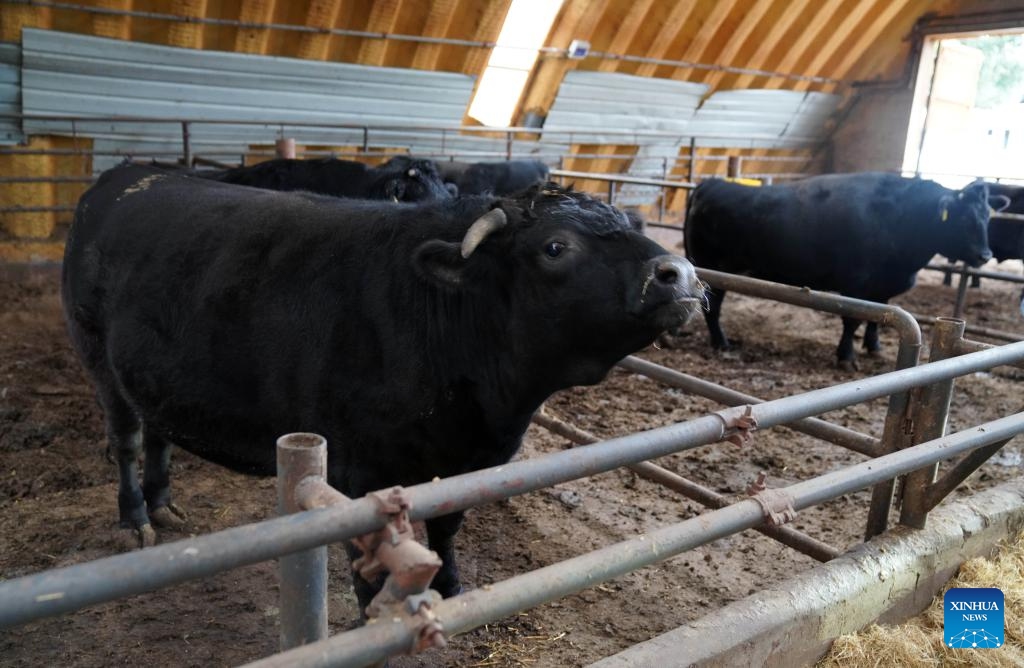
712 404 758 446
351 485 444 642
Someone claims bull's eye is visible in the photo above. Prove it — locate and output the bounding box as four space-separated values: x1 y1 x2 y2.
544 241 566 258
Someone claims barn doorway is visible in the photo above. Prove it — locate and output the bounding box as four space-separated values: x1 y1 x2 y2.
902 30 1024 188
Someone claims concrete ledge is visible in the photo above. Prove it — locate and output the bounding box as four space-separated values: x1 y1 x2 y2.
589 478 1024 668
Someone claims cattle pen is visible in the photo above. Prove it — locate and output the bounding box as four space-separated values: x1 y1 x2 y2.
4 5 1024 663
2 310 1024 666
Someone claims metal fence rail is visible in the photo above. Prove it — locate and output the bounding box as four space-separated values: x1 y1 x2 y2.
2 339 1024 630
246 411 1024 668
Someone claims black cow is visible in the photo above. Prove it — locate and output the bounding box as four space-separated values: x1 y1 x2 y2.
436 159 550 196
63 164 701 610
941 182 1018 287
685 173 999 369
200 155 451 202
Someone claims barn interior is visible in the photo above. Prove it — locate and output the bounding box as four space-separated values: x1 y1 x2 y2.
1 1 1024 667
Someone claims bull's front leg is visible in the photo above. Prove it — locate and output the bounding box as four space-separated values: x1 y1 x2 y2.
426 511 465 598
838 316 861 371
703 287 732 350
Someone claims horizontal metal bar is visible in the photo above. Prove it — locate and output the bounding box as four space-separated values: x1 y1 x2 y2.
922 437 1015 512
244 411 1024 668
551 169 695 189
924 263 1024 285
3 341 1024 629
698 268 923 346
531 410 840 562
617 356 881 456
914 313 1024 344
2 113 817 143
991 212 1024 222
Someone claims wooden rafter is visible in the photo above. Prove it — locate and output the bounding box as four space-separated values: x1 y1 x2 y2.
297 0 344 61
631 2 699 77
696 0 776 89
516 0 606 118
595 0 656 73
358 0 400 66
726 0 818 90
410 0 462 71
234 0 276 54
167 0 208 49
460 0 513 75
91 0 133 40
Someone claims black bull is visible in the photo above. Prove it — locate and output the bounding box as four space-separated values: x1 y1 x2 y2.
436 159 550 196
62 164 701 610
685 173 998 368
199 155 452 202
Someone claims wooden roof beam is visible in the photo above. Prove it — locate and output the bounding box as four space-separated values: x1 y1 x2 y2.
631 2 699 77
91 0 132 40
410 0 462 71
297 0 345 61
595 0 657 73
516 0 608 119
167 0 208 49
358 0 401 66
234 0 276 55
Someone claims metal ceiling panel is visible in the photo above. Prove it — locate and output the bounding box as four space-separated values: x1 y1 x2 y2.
688 89 840 144
21 29 475 142
0 42 22 144
544 71 709 145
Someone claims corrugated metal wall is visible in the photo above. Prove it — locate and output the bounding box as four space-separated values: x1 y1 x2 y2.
20 28 477 144
0 42 22 144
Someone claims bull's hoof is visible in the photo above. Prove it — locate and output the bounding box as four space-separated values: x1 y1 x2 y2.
837 359 859 372
150 503 188 529
139 522 157 548
864 348 882 357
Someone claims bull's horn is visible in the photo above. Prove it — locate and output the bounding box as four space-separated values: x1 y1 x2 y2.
460 208 508 259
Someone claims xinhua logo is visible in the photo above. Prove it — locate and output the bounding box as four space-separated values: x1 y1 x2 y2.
944 587 1004 649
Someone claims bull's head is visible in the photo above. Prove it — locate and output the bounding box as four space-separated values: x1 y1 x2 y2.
938 181 996 268
380 157 453 203
413 186 703 383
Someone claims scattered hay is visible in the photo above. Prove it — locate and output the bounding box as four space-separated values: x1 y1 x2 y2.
818 532 1024 667
468 613 569 667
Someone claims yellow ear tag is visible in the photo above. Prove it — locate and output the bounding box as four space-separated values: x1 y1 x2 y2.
941 208 948 222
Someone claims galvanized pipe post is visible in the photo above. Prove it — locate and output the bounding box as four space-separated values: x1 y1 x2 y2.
899 318 965 528
863 338 922 539
277 433 330 650
180 121 192 168
687 138 696 182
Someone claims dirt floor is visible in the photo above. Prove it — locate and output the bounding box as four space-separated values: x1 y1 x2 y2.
1 256 1023 668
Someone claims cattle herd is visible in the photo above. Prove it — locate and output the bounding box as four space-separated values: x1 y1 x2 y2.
60 154 1021 614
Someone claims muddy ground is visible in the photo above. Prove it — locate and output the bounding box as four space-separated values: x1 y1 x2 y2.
1 258 1022 668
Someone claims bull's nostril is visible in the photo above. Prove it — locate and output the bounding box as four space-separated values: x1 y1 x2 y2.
655 265 679 284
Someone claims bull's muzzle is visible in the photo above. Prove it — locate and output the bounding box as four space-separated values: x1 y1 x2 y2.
640 255 704 331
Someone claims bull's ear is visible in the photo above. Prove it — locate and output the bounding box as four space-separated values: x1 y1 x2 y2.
385 180 406 202
413 240 471 289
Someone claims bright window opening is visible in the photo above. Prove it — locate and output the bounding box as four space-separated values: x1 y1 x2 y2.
467 0 565 127
903 31 1024 188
